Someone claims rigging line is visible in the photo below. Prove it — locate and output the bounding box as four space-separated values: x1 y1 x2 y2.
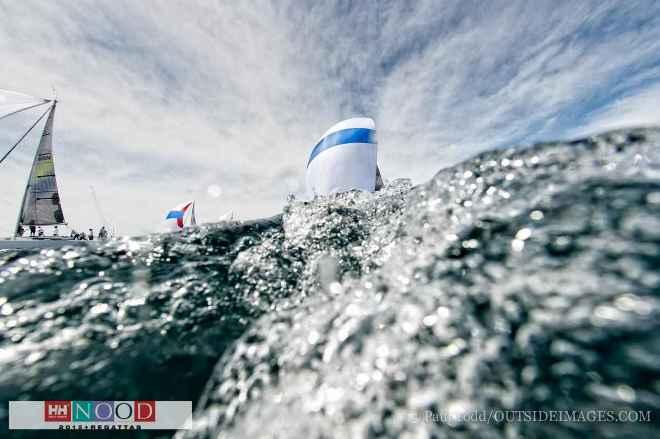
0 104 52 166
90 185 109 226
90 185 117 237
0 99 51 123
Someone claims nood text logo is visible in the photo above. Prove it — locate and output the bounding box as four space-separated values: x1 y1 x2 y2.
44 401 155 423
10 400 191 430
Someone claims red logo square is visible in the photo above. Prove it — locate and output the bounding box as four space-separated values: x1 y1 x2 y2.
134 400 156 422
44 400 71 422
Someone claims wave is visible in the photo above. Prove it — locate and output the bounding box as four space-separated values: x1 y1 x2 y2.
1 128 659 438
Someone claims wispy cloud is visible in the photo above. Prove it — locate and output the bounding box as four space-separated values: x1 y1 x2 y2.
0 0 659 235
567 80 660 137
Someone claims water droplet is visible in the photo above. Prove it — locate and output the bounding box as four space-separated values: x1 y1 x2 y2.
63 251 79 260
440 339 466 358
328 282 343 295
1 303 14 316
124 297 146 307
515 228 532 240
646 192 660 205
530 210 544 221
436 306 450 319
422 314 438 327
522 366 538 384
90 303 111 317
24 352 44 365
614 294 651 316
616 385 636 402
400 304 423 334
445 399 472 426
307 331 320 345
548 236 573 255
592 305 627 325
345 303 361 317
356 373 370 389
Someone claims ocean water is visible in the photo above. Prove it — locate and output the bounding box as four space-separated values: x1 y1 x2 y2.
1 128 659 438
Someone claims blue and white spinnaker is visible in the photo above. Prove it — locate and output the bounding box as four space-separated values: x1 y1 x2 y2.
306 117 380 196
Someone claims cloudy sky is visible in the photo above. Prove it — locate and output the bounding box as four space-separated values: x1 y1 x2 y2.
1 0 659 236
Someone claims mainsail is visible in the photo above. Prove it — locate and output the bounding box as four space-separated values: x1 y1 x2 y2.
375 165 384 190
18 102 66 226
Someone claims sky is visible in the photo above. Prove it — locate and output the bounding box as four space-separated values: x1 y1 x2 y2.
0 0 659 236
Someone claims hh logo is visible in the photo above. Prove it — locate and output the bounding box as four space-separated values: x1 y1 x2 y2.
44 401 71 422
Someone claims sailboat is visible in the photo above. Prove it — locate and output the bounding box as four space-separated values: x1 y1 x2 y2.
306 117 384 196
0 92 83 250
163 200 197 231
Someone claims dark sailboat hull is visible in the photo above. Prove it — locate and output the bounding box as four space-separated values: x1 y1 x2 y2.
0 238 87 250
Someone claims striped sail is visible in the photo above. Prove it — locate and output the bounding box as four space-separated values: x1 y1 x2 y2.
20 103 66 226
164 200 197 231
306 117 379 196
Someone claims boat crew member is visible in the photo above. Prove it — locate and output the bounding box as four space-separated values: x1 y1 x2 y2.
16 225 24 237
37 226 44 237
29 225 36 237
88 228 94 241
99 226 108 240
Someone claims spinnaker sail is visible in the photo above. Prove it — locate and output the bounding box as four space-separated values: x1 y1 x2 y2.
164 200 197 231
306 117 380 196
19 102 66 226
